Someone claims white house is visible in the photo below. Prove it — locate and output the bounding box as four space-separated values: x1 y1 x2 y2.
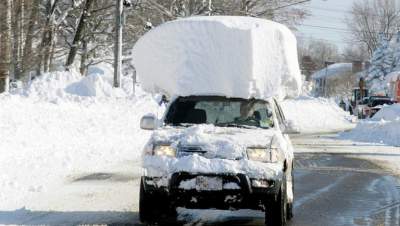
312 62 363 97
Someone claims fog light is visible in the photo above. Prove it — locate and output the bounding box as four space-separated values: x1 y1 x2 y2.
252 179 274 188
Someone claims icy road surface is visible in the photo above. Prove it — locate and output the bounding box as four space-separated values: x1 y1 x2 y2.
2 135 400 226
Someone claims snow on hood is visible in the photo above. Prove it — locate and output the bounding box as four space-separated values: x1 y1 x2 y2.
149 124 277 160
142 124 285 180
143 154 283 180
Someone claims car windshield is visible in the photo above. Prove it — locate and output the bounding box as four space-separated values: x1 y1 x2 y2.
370 98 393 107
165 96 274 129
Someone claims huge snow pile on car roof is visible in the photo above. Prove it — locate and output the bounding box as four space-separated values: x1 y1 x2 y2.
132 16 302 100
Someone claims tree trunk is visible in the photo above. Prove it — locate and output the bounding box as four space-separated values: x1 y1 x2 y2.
43 27 55 72
114 0 123 87
12 0 22 80
80 40 88 76
66 0 95 68
0 0 12 93
37 0 59 74
22 0 39 78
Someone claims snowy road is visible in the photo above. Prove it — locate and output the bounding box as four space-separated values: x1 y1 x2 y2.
3 134 400 226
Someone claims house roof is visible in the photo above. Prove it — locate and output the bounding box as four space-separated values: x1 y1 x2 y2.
312 63 353 80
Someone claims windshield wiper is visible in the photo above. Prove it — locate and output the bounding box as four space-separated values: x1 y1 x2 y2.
215 123 258 129
166 122 197 127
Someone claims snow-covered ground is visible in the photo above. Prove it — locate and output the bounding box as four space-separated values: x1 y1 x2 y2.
0 65 388 226
281 96 356 134
0 66 161 211
0 66 357 206
293 134 400 177
340 104 400 147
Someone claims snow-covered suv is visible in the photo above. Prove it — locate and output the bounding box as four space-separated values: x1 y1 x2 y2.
139 95 298 226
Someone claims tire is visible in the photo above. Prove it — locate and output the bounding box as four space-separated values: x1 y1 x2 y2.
139 178 176 225
286 203 294 221
265 178 287 226
286 164 294 220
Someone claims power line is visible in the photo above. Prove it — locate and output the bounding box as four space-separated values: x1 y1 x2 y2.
303 5 352 14
299 23 400 36
303 5 398 18
296 35 355 45
273 0 311 10
309 13 348 22
300 24 351 33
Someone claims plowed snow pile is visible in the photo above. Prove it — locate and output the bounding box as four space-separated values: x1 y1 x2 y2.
132 16 302 100
281 96 356 134
340 104 400 146
0 66 161 210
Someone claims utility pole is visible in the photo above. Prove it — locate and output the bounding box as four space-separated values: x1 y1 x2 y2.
114 0 123 88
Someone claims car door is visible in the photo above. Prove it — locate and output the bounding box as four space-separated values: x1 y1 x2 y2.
273 98 295 204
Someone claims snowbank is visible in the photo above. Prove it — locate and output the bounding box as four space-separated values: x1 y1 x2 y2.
12 63 135 102
281 96 355 134
0 66 161 210
340 104 400 146
311 63 352 80
132 16 302 100
372 104 400 121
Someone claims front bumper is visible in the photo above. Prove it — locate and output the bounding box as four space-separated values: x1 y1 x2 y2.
142 172 283 210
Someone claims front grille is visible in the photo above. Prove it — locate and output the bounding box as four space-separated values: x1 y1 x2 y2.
178 145 207 157
170 172 251 194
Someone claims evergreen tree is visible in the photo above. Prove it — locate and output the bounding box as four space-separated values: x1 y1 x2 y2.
392 31 400 71
367 34 394 94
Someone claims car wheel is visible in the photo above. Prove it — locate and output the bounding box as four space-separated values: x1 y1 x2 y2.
265 177 287 226
139 178 176 225
286 164 294 220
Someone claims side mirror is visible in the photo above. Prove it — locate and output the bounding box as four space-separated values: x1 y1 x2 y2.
140 114 157 130
283 120 300 134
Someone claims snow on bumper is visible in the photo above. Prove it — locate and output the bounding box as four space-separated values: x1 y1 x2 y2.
142 154 283 181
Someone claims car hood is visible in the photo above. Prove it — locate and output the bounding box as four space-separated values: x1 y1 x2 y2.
149 124 279 160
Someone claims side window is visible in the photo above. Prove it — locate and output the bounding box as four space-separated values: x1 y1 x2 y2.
273 100 285 129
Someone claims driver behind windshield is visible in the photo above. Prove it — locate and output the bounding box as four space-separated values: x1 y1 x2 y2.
234 101 273 128
166 97 274 129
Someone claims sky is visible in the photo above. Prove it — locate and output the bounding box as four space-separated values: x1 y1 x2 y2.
296 0 358 51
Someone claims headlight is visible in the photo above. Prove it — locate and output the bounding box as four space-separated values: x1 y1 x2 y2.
246 147 278 162
153 145 176 157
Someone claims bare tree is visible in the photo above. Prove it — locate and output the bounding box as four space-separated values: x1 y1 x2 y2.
65 0 95 69
346 0 400 56
0 0 12 93
37 0 60 74
341 44 369 62
22 0 40 79
298 38 340 70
